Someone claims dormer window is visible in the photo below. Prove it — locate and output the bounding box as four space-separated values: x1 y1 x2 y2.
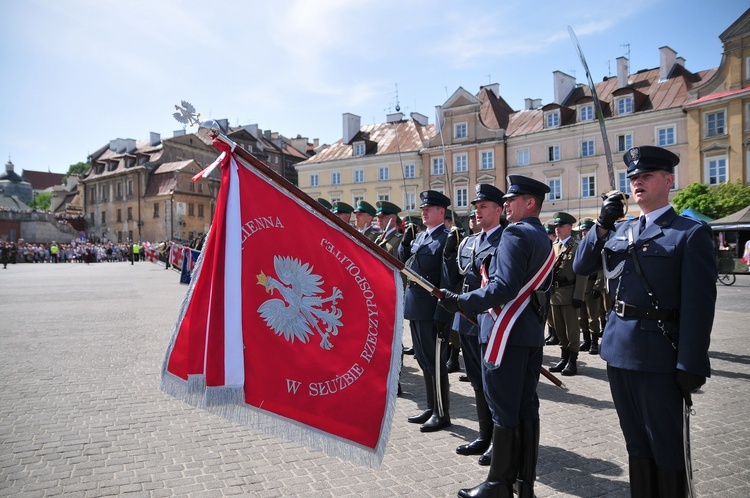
454 122 468 139
579 105 594 122
353 142 365 157
138 156 147 165
616 96 633 115
545 111 560 128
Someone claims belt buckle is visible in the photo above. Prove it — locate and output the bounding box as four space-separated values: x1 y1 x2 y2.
614 301 625 318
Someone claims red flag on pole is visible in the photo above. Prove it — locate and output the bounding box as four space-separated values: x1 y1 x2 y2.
160 137 403 466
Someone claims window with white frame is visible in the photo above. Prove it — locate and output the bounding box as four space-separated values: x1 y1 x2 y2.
454 153 468 173
616 133 633 152
404 191 417 211
617 97 633 115
455 186 468 208
546 111 560 128
656 125 676 146
353 142 365 156
547 145 560 162
547 178 561 201
330 197 341 204
517 149 530 166
618 171 632 194
580 105 594 122
581 174 596 198
309 174 319 187
378 193 390 201
705 110 726 137
705 155 727 185
378 166 390 181
403 164 415 178
454 122 468 139
331 171 341 185
581 139 595 157
432 157 444 175
353 195 364 206
480 150 494 170
354 169 364 183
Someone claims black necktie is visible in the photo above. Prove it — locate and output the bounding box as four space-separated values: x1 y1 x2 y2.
639 215 646 234
479 232 486 245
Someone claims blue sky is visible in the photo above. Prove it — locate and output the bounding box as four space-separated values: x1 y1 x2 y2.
1 0 747 174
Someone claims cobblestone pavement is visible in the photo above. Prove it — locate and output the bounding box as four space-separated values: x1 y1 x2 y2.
1 262 748 497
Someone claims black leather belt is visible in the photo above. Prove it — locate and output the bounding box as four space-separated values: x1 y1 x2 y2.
553 280 574 288
614 300 679 321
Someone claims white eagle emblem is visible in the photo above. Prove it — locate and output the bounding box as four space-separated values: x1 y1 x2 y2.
256 256 343 349
172 100 201 127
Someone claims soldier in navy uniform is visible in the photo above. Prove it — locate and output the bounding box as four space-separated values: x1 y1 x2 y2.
353 200 381 241
398 190 453 432
444 184 505 467
573 146 716 497
440 175 552 498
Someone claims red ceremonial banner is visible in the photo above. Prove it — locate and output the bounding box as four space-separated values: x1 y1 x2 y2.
160 138 403 466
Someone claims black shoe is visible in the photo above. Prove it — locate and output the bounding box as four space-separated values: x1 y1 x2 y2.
561 352 578 376
446 359 461 373
549 350 569 373
420 413 451 432
545 336 560 346
580 339 591 352
408 409 432 424
456 437 491 456
478 443 492 466
402 346 414 355
458 375 470 382
397 383 402 396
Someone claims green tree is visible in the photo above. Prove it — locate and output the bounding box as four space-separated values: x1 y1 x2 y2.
62 161 90 183
673 180 750 219
672 183 715 217
29 191 51 211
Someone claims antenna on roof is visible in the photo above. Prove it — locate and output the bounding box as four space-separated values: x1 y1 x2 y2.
384 83 404 113
621 43 631 63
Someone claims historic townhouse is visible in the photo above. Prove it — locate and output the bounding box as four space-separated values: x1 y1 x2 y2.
422 85 510 219
83 132 220 244
684 8 750 186
506 48 715 222
296 112 435 220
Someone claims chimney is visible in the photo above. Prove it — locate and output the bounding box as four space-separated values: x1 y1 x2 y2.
660 46 677 81
290 137 308 154
342 113 361 143
263 130 272 140
173 129 186 137
386 112 404 123
676 56 686 68
525 98 542 110
5 159 13 173
617 57 629 89
313 138 320 148
485 83 500 98
149 132 160 146
410 112 429 126
553 71 576 104
243 124 259 138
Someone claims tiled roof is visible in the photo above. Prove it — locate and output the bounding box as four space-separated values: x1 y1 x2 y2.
0 195 32 210
144 173 177 197
302 119 436 164
22 170 65 190
152 160 196 174
684 86 750 107
506 65 717 136
478 87 515 130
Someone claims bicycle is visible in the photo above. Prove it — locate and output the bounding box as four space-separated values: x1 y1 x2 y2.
717 272 736 286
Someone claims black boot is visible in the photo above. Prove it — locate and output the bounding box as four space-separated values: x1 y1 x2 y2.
457 391 492 455
628 456 658 498
589 335 599 355
580 330 591 352
514 419 539 498
421 376 451 432
478 443 492 466
657 465 686 498
457 425 520 498
549 349 569 373
562 351 578 376
446 346 461 373
408 373 434 424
